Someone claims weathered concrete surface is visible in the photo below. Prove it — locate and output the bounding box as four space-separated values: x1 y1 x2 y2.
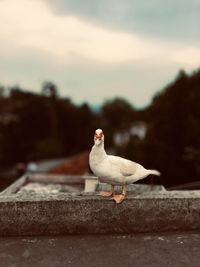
0 233 200 267
97 183 166 192
0 174 86 195
0 191 200 236
18 182 83 194
0 174 165 196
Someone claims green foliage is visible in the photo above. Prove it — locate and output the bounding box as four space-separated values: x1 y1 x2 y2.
0 85 96 165
34 137 63 159
141 69 200 186
103 98 135 131
41 81 58 99
102 98 136 147
0 85 4 98
184 147 200 175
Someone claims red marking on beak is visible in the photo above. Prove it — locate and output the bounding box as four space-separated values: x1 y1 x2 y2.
95 133 103 140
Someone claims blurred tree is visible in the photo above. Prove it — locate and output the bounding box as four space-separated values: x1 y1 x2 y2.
103 98 135 130
0 85 4 98
2 87 53 163
184 147 200 176
41 81 58 99
102 98 136 147
0 68 200 189
142 69 200 186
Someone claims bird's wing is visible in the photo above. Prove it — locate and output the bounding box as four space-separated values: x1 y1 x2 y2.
108 155 137 176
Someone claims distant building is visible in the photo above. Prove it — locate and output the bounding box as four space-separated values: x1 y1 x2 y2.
114 121 147 146
130 121 147 140
49 151 89 175
26 151 90 176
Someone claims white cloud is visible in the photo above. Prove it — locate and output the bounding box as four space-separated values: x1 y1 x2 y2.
0 0 199 107
172 47 200 69
0 0 199 66
0 0 146 63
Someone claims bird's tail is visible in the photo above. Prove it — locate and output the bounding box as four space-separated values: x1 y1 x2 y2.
148 169 161 176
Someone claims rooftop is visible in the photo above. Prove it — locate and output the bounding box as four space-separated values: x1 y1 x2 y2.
1 174 200 266
0 173 200 236
1 233 200 267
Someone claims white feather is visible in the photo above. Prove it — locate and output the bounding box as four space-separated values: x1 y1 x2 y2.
89 129 161 185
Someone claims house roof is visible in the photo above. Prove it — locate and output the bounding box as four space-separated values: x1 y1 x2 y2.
48 151 89 175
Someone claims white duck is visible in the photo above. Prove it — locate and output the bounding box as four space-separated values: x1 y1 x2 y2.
89 129 161 203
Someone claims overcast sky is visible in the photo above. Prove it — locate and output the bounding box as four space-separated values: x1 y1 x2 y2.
0 0 199 108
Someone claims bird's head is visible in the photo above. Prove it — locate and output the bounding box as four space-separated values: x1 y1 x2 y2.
94 129 104 146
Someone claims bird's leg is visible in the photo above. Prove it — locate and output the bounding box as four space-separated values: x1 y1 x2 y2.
111 185 126 204
97 184 114 197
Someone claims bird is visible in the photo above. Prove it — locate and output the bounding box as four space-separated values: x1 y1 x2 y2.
89 128 161 204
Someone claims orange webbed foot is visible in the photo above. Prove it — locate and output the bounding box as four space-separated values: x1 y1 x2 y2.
111 194 126 204
97 191 114 197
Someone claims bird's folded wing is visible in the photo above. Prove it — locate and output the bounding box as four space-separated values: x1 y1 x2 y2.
108 156 137 176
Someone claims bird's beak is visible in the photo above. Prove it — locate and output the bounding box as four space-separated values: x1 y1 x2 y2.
96 134 101 140
94 134 103 145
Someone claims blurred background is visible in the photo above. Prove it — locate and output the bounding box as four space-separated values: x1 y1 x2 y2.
0 0 199 190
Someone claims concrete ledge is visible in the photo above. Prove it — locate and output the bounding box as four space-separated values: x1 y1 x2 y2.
0 174 86 195
0 190 200 236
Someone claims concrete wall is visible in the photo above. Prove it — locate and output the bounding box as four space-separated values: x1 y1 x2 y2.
0 190 200 236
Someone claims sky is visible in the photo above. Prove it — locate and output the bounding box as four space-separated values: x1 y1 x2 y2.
0 0 199 108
